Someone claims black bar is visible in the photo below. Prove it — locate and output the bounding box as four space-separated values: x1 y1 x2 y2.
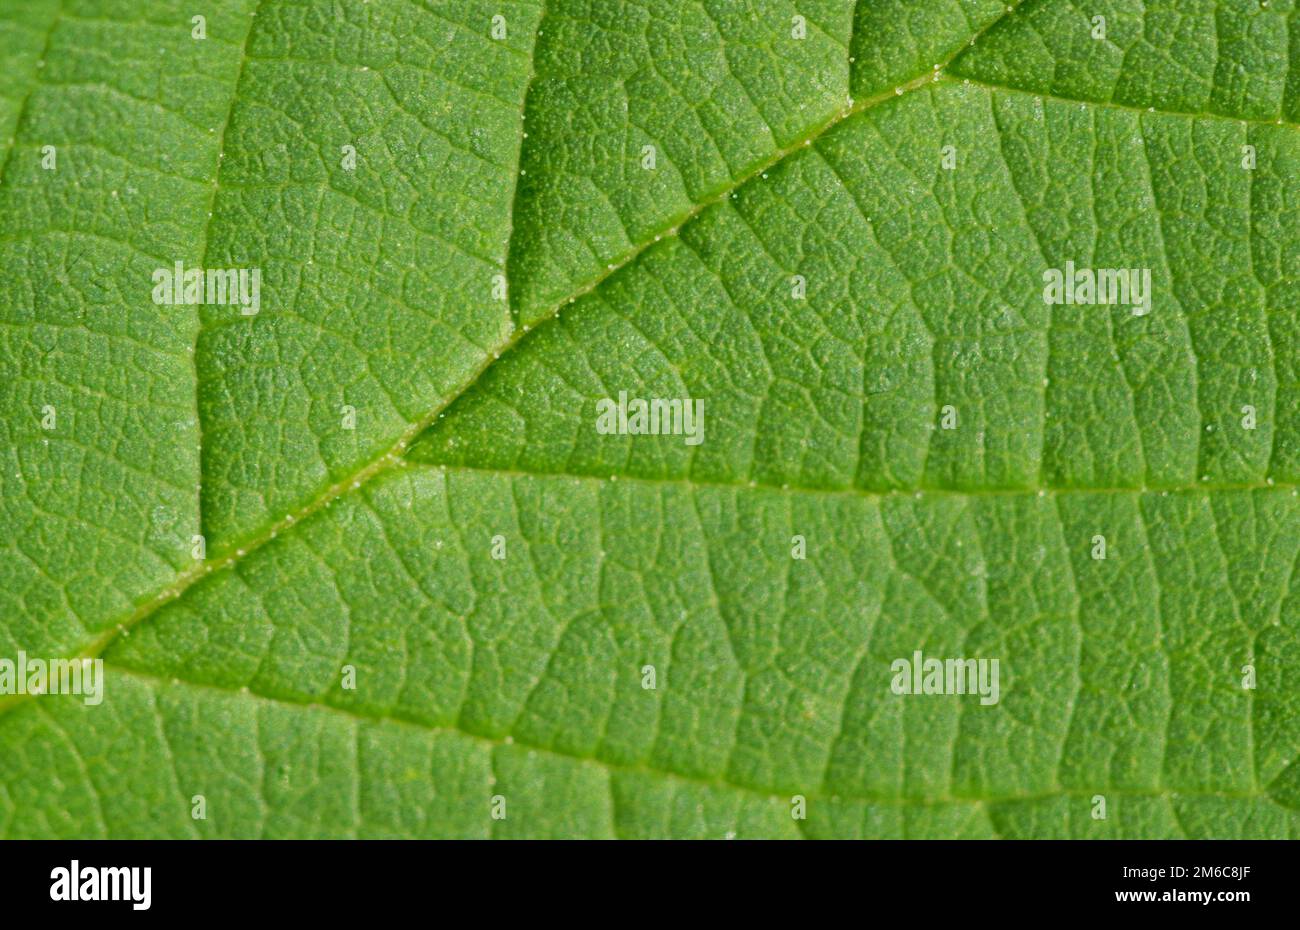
0 839 1288 917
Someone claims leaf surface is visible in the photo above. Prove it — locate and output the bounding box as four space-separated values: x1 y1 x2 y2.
1 0 1298 839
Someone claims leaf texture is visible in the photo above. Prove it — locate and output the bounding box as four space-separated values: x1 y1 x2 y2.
0 0 1298 839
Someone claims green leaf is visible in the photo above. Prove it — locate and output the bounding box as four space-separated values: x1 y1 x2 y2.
1 0 1298 839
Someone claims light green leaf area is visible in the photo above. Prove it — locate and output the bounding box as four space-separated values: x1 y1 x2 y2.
0 0 1298 838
